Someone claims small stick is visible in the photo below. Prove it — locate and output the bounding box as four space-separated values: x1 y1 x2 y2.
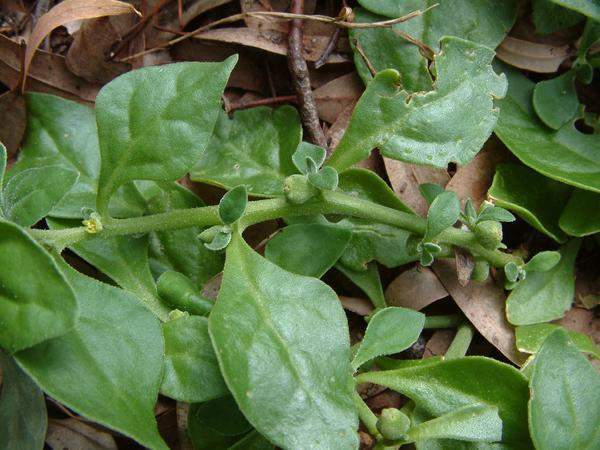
228 95 298 113
314 28 340 69
287 0 327 148
118 5 437 62
352 38 377 77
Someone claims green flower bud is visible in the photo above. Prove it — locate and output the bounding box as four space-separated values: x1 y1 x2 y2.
474 220 503 250
157 271 213 316
471 259 490 282
376 408 410 441
283 174 319 205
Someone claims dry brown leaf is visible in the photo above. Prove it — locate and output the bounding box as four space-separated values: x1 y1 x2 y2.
313 72 362 124
496 36 571 73
157 0 233 29
445 138 511 209
240 0 331 36
176 402 193 450
433 259 527 365
559 307 600 346
454 248 474 287
384 158 449 215
326 102 354 149
339 295 373 316
191 27 350 63
22 0 139 92
0 90 26 157
423 329 454 358
0 35 98 101
385 266 448 311
46 418 117 450
66 16 131 84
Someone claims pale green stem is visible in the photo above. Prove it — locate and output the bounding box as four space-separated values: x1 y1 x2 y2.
445 323 474 359
423 314 463 329
30 191 523 268
353 391 382 440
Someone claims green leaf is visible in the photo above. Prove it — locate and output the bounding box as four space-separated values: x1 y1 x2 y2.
8 93 99 218
265 223 351 278
16 266 167 450
0 143 6 207
219 185 248 225
573 19 600 83
157 271 213 316
524 251 561 272
292 142 326 175
47 217 170 320
187 396 252 450
161 316 228 402
529 329 600 449
229 431 274 450
532 0 584 34
308 166 339 191
488 164 572 242
0 350 46 450
476 204 516 223
515 324 600 358
95 58 237 214
352 307 425 370
339 168 412 213
548 0 600 20
329 37 507 171
336 262 386 310
0 219 78 353
205 229 233 251
419 183 445 205
357 357 531 447
559 188 600 236
494 64 600 193
425 191 460 242
406 404 502 444
191 106 302 197
351 0 516 89
506 239 580 325
2 165 78 227
137 181 224 288
532 71 579 130
209 233 358 450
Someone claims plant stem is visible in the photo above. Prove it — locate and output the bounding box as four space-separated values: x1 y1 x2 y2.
445 323 474 359
423 314 463 329
353 391 382 440
30 191 523 268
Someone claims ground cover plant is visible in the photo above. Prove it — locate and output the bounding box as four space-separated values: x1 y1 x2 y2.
0 0 599 449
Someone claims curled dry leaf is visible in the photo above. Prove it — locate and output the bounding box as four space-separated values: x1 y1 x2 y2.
339 295 374 316
496 36 572 73
313 72 363 124
191 27 350 63
433 259 527 365
66 16 132 84
327 103 355 149
0 35 98 102
454 248 475 287
21 0 139 92
385 266 448 311
423 329 454 359
176 402 193 450
445 138 511 209
0 91 26 157
46 418 117 450
384 157 449 216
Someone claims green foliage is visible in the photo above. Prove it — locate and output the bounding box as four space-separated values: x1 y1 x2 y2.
532 71 579 130
16 266 167 449
548 0 600 20
265 223 351 277
328 37 507 171
506 240 580 325
495 65 600 193
219 185 248 225
0 219 78 353
351 0 516 90
191 106 301 196
532 0 584 34
161 316 227 402
515 324 600 358
157 271 213 316
209 232 358 449
96 58 237 214
559 188 600 236
352 307 425 370
0 350 46 450
529 329 600 449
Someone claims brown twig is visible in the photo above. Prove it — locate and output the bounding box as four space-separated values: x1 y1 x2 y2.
228 95 298 113
314 28 341 69
353 39 377 77
393 29 434 60
118 5 437 62
288 0 327 148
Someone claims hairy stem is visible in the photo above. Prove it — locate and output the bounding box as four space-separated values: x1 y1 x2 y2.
353 391 382 440
30 191 523 268
445 323 475 359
